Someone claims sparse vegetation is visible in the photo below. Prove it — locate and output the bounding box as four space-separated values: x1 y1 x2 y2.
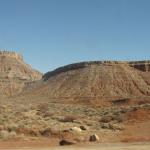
60 115 79 123
0 99 149 142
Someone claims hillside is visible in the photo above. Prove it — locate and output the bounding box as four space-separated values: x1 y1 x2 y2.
0 50 42 96
0 59 150 145
20 61 150 105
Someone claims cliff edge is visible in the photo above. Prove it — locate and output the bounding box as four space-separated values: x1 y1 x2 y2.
0 50 42 96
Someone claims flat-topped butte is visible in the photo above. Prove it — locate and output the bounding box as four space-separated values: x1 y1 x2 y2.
0 50 23 61
43 60 150 80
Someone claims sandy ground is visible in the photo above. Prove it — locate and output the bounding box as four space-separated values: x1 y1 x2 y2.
0 143 150 150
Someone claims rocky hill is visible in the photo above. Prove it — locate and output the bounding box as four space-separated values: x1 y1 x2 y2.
1 58 150 144
20 60 150 105
0 50 42 96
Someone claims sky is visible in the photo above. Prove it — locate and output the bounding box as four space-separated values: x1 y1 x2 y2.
0 0 150 73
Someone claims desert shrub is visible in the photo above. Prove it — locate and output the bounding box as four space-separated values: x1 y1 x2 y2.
100 115 114 123
60 115 78 123
17 125 40 137
132 107 138 111
29 130 40 136
9 131 17 138
36 103 50 118
101 123 124 131
0 130 9 139
40 128 52 137
0 130 17 139
0 125 4 131
36 111 53 118
40 127 61 138
114 115 124 123
37 103 49 113
120 109 127 114
100 113 124 123
43 112 54 118
101 123 110 129
109 123 124 130
103 111 109 115
6 124 18 132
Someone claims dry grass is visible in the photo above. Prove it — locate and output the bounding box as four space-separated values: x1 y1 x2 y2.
0 98 149 143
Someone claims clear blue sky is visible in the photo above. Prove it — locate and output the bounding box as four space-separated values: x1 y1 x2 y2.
0 0 150 73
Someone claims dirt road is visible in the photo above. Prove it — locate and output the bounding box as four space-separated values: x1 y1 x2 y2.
1 143 150 150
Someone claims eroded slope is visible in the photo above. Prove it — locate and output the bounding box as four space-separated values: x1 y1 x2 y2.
0 51 42 96
20 61 150 105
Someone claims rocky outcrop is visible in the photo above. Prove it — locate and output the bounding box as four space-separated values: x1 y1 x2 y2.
43 61 150 80
129 61 150 72
0 50 42 96
0 50 23 61
89 134 100 142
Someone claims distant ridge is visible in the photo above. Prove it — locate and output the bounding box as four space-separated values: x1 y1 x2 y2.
43 60 150 80
19 60 150 105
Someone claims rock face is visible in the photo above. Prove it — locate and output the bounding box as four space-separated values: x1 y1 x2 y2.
22 60 150 104
89 134 100 142
43 61 150 80
0 50 42 96
129 61 150 72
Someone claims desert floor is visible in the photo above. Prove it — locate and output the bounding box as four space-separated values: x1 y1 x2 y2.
0 143 150 150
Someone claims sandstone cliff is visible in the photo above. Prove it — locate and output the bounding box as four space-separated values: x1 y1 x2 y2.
0 50 42 96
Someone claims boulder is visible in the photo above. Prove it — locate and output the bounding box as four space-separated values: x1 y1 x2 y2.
70 127 82 132
80 125 88 131
89 134 100 142
59 139 77 146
